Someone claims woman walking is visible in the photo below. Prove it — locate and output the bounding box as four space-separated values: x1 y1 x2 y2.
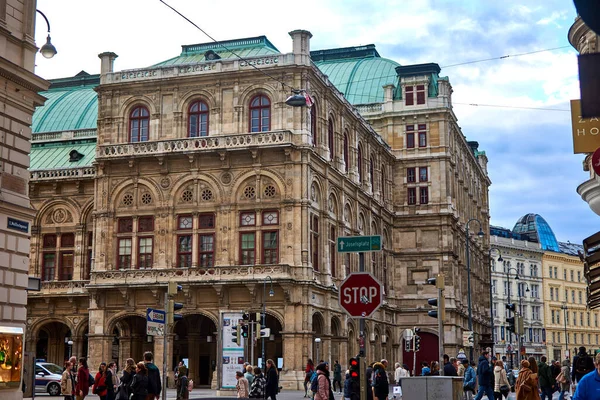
249 367 266 399
236 371 250 398
130 362 149 400
75 357 91 400
304 359 315 398
176 365 189 400
558 359 571 400
61 360 75 400
515 360 539 400
313 362 332 400
92 363 108 400
265 359 279 400
493 360 510 400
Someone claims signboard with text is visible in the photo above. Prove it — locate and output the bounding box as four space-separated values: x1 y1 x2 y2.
339 272 383 317
220 312 245 389
571 99 600 153
146 308 165 336
337 235 381 253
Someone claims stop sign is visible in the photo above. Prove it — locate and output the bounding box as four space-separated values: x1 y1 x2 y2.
339 272 383 317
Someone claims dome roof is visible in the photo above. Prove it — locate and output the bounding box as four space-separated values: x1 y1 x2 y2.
312 45 399 105
512 213 560 252
32 72 99 134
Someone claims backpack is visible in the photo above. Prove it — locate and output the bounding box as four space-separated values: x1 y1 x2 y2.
310 373 319 393
187 379 193 392
576 354 592 375
89 373 95 386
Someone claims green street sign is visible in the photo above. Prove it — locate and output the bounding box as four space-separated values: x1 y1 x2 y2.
337 235 382 253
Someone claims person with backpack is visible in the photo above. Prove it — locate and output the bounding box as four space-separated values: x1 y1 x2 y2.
571 346 595 387
117 358 135 400
371 360 389 400
144 351 162 400
538 356 555 400
304 359 315 398
176 365 189 400
462 359 476 400
75 357 91 400
249 367 266 399
313 362 332 400
557 359 571 400
131 362 149 400
474 351 495 400
573 352 600 400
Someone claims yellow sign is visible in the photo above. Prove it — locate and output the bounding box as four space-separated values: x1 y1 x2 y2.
571 99 600 154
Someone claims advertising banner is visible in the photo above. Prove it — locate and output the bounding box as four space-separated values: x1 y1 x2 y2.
220 312 244 389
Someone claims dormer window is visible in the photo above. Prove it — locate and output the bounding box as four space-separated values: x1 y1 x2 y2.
405 85 426 106
69 150 84 162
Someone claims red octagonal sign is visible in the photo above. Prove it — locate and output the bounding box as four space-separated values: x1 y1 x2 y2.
339 272 383 318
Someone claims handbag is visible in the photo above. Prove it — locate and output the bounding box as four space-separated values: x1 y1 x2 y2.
557 372 566 384
115 384 129 400
500 384 510 397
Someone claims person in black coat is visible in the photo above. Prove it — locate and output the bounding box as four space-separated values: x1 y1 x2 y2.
130 362 149 400
265 359 279 400
443 355 458 376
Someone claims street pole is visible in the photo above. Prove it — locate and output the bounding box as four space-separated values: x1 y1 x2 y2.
506 270 512 371
250 321 255 366
162 291 168 400
262 276 273 371
465 219 483 363
437 285 444 376
488 248 502 356
562 303 568 358
359 252 366 400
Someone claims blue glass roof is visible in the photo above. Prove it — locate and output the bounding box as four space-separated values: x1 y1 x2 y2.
512 214 560 252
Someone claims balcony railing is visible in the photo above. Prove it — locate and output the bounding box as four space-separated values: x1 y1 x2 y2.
30 167 96 180
96 130 295 160
89 264 292 286
27 280 88 295
32 129 97 142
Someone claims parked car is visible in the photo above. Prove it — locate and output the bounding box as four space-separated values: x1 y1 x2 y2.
35 362 62 396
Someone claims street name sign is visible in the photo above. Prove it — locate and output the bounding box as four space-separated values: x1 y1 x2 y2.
339 272 383 317
146 308 165 336
337 235 381 253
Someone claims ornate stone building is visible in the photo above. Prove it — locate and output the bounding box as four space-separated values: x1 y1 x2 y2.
26 31 490 387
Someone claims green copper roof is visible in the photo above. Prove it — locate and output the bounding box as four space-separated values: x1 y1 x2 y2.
32 72 99 134
30 140 96 170
153 36 280 67
312 45 400 105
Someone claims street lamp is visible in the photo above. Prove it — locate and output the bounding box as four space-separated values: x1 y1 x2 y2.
314 337 321 362
465 218 484 363
517 282 530 363
36 10 57 58
505 266 520 369
262 276 274 370
561 302 568 359
488 248 503 354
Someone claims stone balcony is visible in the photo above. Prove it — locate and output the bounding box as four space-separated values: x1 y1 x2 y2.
30 167 96 181
27 280 88 297
578 177 600 217
96 130 298 160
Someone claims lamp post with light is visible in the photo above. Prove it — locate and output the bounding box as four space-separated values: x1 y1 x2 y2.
505 266 520 369
517 281 530 362
561 302 569 359
465 218 484 363
262 276 274 370
488 247 503 354
35 10 57 58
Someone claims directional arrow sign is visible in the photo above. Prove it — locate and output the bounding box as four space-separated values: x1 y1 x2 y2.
146 308 165 336
337 235 381 253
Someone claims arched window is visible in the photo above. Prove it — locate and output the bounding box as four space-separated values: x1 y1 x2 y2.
310 103 317 147
369 156 375 191
129 106 150 142
357 145 363 183
328 117 335 160
343 131 349 173
249 94 271 132
188 100 209 137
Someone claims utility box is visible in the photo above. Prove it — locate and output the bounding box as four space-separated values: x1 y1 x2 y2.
400 376 464 400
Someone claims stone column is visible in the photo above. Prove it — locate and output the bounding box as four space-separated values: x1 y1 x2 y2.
188 333 201 385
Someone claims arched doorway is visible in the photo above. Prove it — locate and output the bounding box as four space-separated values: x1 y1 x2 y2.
174 314 217 387
312 313 325 362
331 317 342 364
35 321 71 365
112 315 152 368
402 331 438 376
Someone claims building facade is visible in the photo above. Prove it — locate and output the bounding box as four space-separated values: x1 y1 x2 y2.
490 234 545 367
25 31 491 386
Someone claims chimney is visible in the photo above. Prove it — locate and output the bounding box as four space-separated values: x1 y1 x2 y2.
288 30 312 66
98 52 118 75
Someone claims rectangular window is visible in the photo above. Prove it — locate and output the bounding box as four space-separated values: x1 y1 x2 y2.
580 291 583 304
419 167 428 182
564 269 567 280
550 287 554 301
492 302 497 317
43 234 57 248
532 284 539 298
532 306 540 320
504 280 509 296
138 237 153 269
595 313 598 327
578 271 581 282
118 217 133 233
263 231 279 264
492 280 497 294
551 310 555 324
177 235 192 268
581 312 584 326
240 233 256 265
199 213 215 229
61 233 75 247
572 290 576 303
407 188 416 205
406 126 415 148
557 312 560 325
419 187 429 204
138 216 154 232
554 267 558 278
405 86 414 106
178 215 193 230
418 124 427 147
199 234 214 267
118 238 132 270
407 167 416 183
59 252 74 281
571 270 574 281
42 253 56 281
416 85 426 105
262 211 279 225
241 212 256 226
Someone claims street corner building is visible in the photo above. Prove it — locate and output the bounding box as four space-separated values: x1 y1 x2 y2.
25 30 491 388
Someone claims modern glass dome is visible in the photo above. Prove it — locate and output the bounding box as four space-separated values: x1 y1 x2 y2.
512 213 560 252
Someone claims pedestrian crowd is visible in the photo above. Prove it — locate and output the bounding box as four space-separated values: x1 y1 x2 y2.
59 351 164 400
234 358 278 399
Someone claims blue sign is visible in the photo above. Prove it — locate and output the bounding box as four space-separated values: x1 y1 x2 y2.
7 217 28 233
147 308 165 323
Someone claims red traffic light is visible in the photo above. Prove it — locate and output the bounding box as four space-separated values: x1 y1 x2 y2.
349 358 358 367
350 371 359 378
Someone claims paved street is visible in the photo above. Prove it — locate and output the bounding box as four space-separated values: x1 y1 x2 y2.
30 388 569 400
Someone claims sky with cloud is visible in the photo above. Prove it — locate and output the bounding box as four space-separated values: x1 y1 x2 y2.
34 0 596 243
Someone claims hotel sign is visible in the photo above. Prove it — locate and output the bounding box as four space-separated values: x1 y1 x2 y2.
571 99 600 153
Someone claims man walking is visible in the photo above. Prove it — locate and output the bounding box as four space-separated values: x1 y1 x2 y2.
538 356 555 400
572 346 595 388
573 352 600 399
333 360 342 394
473 351 495 400
443 354 457 376
144 351 162 400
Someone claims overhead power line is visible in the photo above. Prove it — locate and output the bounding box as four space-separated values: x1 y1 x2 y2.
440 45 573 68
452 102 570 112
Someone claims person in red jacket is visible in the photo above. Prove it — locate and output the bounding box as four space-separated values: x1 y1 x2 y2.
75 357 90 400
93 363 108 400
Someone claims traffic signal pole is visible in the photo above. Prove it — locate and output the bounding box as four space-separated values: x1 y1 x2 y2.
162 291 168 400
359 252 367 400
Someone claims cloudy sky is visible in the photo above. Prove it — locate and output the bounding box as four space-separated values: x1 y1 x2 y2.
34 0 596 243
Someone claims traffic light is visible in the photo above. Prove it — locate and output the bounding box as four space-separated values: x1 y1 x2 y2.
231 324 241 344
414 335 421 352
166 282 183 324
426 274 445 289
241 324 249 338
404 339 411 352
426 274 445 319
242 312 250 321
506 303 516 312
506 317 515 334
427 298 438 318
349 357 360 381
516 315 524 336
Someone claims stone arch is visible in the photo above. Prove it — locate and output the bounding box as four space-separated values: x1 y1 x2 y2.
343 202 354 230
238 84 279 110
169 175 224 208
35 198 81 227
105 310 146 336
311 312 325 334
230 170 286 204
73 317 89 338
118 95 158 120
331 316 342 337
29 316 74 339
265 309 286 331
80 198 95 225
178 89 218 113
110 178 165 210
357 212 366 234
309 179 324 209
